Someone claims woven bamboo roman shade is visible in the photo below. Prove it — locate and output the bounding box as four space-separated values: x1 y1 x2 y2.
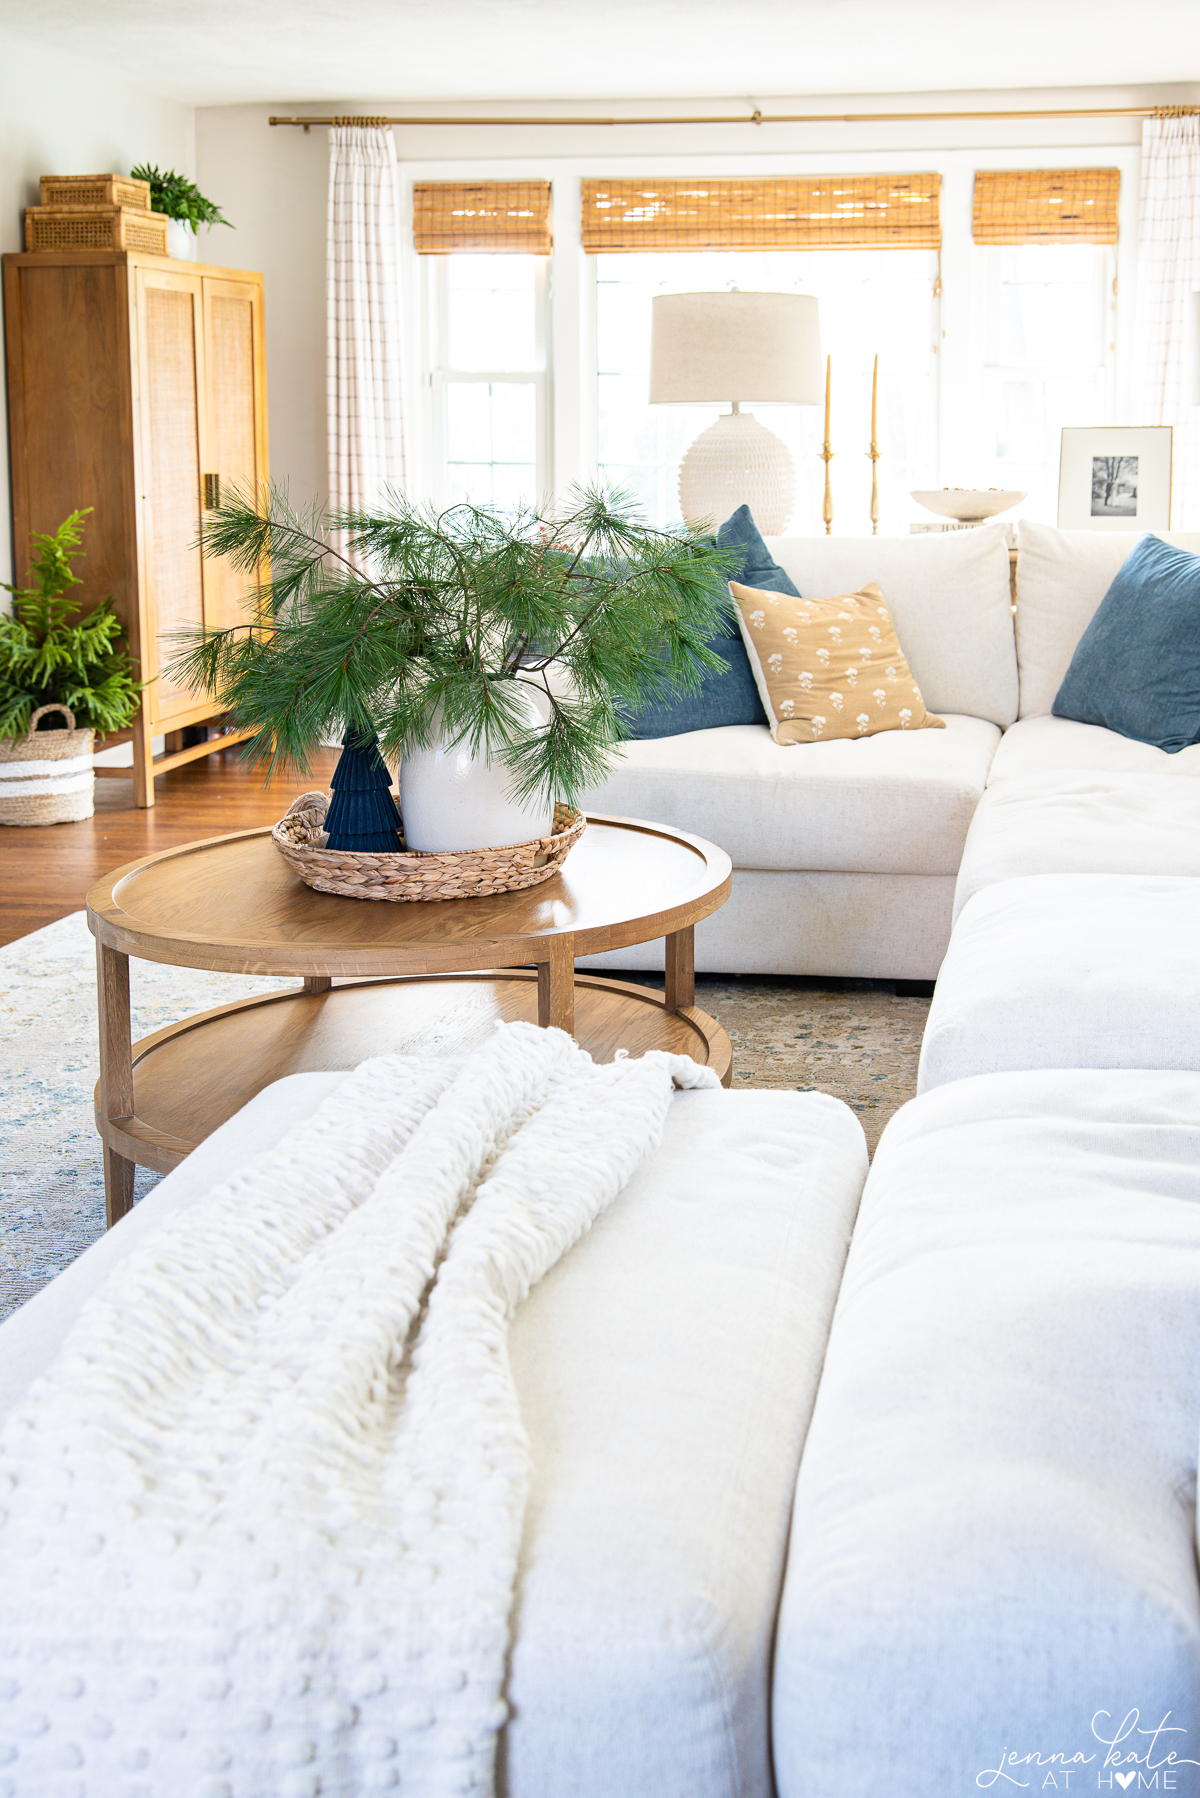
581 176 941 253
972 170 1120 244
413 181 552 254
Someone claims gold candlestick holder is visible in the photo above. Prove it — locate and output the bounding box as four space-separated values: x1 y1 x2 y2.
819 440 834 535
867 438 881 535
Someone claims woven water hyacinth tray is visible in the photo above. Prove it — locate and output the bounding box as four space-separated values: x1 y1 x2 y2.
272 791 586 902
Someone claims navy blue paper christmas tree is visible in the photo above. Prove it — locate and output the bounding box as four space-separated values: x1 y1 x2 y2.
323 727 403 852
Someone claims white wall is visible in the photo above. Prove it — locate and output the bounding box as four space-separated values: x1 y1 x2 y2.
194 106 328 510
194 80 1200 525
0 25 195 588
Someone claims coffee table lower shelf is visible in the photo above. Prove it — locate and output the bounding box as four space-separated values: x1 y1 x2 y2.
94 970 734 1176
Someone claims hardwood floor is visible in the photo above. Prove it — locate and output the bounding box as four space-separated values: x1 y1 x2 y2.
0 747 340 947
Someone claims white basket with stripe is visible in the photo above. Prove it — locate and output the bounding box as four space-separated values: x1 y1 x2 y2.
0 705 95 826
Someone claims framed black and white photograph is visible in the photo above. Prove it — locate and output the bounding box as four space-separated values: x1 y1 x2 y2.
1058 426 1173 531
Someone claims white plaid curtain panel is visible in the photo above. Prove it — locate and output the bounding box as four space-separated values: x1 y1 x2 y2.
327 124 408 511
1135 114 1200 528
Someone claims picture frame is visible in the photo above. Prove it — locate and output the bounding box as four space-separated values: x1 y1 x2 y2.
1057 426 1173 531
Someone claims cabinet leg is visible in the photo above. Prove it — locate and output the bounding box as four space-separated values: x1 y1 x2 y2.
664 925 695 1012
96 939 136 1227
537 937 575 1036
133 709 155 809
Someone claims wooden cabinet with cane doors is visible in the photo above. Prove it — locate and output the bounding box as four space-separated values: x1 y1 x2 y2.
3 249 268 806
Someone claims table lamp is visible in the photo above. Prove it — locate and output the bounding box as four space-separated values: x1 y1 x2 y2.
649 291 822 534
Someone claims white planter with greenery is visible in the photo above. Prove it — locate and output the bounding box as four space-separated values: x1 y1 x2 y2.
130 164 231 262
399 688 555 852
172 486 734 856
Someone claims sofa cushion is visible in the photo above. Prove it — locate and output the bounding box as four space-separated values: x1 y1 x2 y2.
772 1068 1200 1797
919 873 1200 1091
765 525 1017 728
953 769 1200 920
621 505 776 739
1016 519 1200 718
0 1074 868 1798
988 712 1200 782
579 713 1000 876
620 606 769 739
729 578 944 745
1052 533 1200 750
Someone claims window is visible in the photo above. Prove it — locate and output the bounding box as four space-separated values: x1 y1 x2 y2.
973 244 1113 520
428 254 550 510
596 249 938 535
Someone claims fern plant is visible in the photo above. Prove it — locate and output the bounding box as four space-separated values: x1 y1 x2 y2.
169 485 737 810
0 510 143 740
130 164 231 234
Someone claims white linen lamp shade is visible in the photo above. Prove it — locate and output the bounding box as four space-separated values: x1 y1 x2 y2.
649 291 822 534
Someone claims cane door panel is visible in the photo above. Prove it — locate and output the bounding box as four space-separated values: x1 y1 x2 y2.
135 266 206 720
201 278 268 634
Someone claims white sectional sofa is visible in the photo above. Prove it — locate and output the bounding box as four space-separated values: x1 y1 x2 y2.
2 521 1199 1793
765 521 1200 1791
580 519 1200 980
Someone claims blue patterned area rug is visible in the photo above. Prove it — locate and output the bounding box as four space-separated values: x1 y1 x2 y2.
0 912 300 1323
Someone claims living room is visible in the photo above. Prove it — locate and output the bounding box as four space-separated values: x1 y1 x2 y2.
2 3 1200 1793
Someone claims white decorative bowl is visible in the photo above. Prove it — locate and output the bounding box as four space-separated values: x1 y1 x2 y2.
910 488 1026 522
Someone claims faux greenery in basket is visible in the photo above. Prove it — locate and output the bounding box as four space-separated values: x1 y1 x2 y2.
0 510 143 740
130 164 232 234
169 485 736 813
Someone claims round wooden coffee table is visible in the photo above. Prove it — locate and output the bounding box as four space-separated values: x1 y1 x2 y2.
86 813 733 1227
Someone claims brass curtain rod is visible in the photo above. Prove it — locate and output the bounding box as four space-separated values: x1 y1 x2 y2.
269 104 1198 130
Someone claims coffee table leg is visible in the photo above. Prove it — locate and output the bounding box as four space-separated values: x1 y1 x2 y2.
303 975 332 994
664 925 695 1012
95 939 136 1228
537 936 576 1036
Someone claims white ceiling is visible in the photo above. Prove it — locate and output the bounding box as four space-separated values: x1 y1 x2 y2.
2 0 1198 109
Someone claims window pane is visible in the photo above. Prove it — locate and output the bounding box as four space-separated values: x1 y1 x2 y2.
445 380 538 511
447 254 538 370
979 243 1110 521
446 383 492 463
596 249 938 535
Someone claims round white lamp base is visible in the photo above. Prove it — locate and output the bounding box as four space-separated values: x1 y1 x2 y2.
677 410 796 536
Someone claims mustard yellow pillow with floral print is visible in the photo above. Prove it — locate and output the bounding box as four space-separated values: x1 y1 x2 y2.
728 578 945 745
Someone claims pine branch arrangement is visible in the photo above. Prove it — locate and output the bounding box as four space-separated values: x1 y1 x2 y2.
0 509 143 740
169 485 737 810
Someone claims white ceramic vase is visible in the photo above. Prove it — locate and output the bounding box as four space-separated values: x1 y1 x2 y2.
399 689 555 852
167 219 196 260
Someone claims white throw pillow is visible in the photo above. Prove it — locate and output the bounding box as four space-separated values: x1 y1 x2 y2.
1015 519 1200 718
764 526 1017 728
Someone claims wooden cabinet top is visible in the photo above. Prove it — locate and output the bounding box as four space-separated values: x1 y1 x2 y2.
3 249 263 284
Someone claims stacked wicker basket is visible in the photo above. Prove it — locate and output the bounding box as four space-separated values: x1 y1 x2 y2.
24 174 170 255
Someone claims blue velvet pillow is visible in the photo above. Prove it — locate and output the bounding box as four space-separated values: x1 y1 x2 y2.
1052 534 1200 752
621 507 797 739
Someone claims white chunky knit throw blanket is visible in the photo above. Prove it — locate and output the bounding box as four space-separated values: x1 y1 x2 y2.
0 1021 719 1797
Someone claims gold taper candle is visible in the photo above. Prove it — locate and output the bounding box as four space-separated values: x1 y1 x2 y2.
867 352 881 536
819 354 834 535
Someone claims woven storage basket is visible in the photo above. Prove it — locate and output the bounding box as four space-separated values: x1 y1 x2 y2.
0 706 95 826
39 173 151 211
273 791 586 902
24 205 169 255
